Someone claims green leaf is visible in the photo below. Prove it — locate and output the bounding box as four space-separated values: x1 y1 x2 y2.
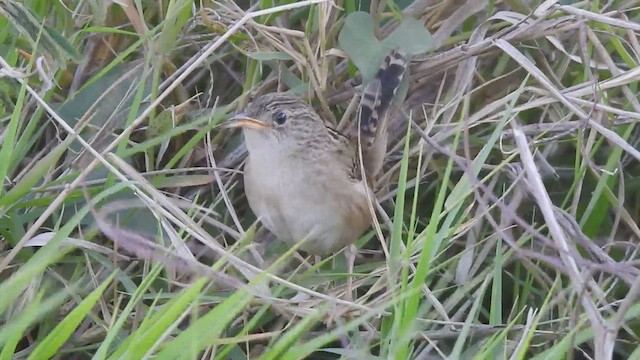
0 77 26 200
0 0 81 62
0 136 71 209
451 278 491 358
0 182 129 318
0 290 44 359
260 305 326 360
111 278 207 360
27 272 117 360
244 51 294 61
338 11 385 83
382 17 434 55
155 287 255 359
93 263 166 359
0 240 69 318
157 0 193 55
339 12 433 82
146 108 175 139
58 62 152 130
0 287 70 355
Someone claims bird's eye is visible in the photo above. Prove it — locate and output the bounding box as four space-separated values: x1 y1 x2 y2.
274 111 288 125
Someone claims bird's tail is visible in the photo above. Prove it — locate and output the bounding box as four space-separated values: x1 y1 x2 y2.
356 50 408 178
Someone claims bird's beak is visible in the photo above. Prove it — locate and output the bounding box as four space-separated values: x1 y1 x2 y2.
225 114 271 130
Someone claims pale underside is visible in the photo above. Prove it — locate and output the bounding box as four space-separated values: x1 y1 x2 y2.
242 129 372 255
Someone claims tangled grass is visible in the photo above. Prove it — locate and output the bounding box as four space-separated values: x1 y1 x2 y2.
1 0 640 358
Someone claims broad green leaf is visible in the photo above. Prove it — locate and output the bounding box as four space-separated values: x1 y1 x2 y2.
57 62 152 181
338 11 385 83
277 65 303 91
339 12 432 82
58 62 152 130
245 51 294 61
382 16 434 55
146 107 176 139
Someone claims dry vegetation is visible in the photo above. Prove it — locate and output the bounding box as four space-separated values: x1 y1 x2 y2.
1 0 640 359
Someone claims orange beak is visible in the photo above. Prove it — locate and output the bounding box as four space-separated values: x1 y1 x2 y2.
225 114 271 130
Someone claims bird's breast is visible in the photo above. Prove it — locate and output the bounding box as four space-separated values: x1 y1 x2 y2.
243 151 372 255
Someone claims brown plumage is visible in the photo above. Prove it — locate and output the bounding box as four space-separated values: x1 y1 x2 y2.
226 51 408 255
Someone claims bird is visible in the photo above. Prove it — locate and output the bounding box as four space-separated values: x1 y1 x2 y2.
225 51 408 285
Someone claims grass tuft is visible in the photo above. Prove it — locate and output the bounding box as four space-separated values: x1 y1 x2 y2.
1 0 640 358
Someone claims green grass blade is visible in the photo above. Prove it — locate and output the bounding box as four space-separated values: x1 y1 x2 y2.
93 262 167 359
154 286 255 359
0 287 71 353
27 272 117 360
0 136 72 209
110 278 208 359
0 78 27 199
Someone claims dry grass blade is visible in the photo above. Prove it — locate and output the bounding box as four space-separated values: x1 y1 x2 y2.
495 39 640 163
3 0 640 358
511 124 610 358
82 186 252 295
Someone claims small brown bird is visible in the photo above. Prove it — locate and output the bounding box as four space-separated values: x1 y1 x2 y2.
226 51 407 259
